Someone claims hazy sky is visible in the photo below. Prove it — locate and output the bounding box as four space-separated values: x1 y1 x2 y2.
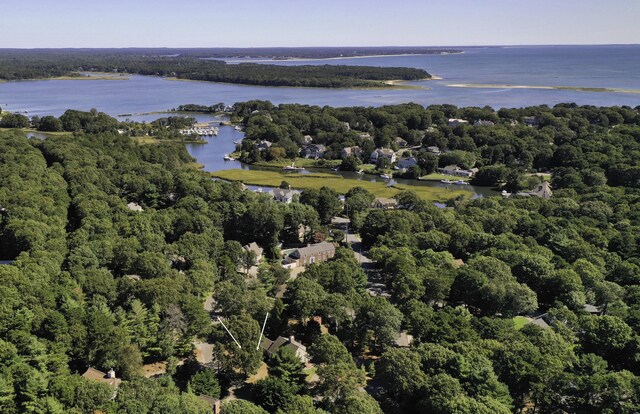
1 0 638 48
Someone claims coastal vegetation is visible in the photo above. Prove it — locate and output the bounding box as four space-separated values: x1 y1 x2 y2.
0 50 431 88
232 100 640 191
0 99 640 413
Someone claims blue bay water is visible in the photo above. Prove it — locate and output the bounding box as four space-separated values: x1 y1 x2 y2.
1 45 638 117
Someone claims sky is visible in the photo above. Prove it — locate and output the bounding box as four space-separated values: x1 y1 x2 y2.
0 0 638 48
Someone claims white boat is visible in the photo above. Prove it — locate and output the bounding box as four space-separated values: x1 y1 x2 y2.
223 154 235 161
283 162 304 171
380 173 391 179
234 125 243 131
454 180 469 185
356 170 364 175
233 140 242 144
331 167 339 172
440 179 452 184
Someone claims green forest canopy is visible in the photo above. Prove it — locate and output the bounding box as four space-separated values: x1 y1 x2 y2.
0 101 639 412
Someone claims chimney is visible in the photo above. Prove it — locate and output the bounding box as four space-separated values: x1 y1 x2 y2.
107 369 116 379
289 335 295 343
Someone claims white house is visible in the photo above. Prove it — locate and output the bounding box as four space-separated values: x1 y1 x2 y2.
370 148 396 164
448 118 469 127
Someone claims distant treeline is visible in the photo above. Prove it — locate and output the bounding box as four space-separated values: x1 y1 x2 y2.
0 50 431 88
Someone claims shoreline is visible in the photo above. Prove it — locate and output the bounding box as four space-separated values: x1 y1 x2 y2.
164 76 429 90
447 83 640 94
221 51 463 64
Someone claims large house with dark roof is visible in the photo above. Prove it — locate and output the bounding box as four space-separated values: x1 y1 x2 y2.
284 242 335 267
261 335 309 363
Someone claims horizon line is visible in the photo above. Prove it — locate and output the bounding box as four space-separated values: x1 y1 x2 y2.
0 43 638 50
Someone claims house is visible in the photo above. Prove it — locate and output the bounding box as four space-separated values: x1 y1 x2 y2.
448 118 469 127
285 242 336 266
303 144 326 159
370 148 396 164
426 146 441 155
517 182 552 199
437 164 476 178
126 202 144 212
341 146 363 159
243 242 264 263
583 304 601 315
331 216 351 229
359 133 372 140
394 331 414 348
342 122 351 131
261 335 309 363
267 188 297 203
373 197 398 210
257 140 273 150
396 157 418 170
473 119 495 126
82 368 122 388
526 312 551 329
394 137 408 148
522 116 539 127
303 135 314 145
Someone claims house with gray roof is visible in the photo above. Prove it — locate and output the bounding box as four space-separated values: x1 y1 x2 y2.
267 188 297 203
261 335 309 363
243 242 264 262
285 242 335 267
517 182 552 199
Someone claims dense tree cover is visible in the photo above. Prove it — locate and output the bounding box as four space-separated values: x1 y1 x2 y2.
0 50 430 88
2 100 640 413
234 101 640 188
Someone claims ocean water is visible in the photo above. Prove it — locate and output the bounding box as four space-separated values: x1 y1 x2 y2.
0 45 638 118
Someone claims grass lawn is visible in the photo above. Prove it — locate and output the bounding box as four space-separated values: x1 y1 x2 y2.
212 168 470 202
513 316 529 330
304 367 318 383
419 173 470 182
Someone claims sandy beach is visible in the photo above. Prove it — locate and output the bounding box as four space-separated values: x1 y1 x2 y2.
447 83 640 94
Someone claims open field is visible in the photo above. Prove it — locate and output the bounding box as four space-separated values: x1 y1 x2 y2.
0 127 71 137
211 169 470 201
251 158 342 169
419 173 470 182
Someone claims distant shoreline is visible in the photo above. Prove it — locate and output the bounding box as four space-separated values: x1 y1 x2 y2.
223 52 463 64
447 83 640 94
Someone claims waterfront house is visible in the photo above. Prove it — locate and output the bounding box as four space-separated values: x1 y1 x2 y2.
370 148 396 164
516 182 552 199
341 146 363 159
267 188 297 203
285 242 335 266
522 116 539 127
261 335 309 363
448 118 469 127
474 119 495 126
396 157 418 170
303 135 314 144
257 140 273 150
243 242 264 263
438 164 476 178
303 144 327 159
373 197 398 210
